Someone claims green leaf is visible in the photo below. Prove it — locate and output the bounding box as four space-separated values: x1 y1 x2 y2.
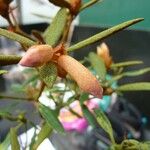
0 70 8 75
39 103 64 133
67 18 144 52
39 62 57 88
109 67 150 83
80 0 103 11
79 93 97 127
0 133 10 150
10 128 20 150
0 28 36 47
88 52 106 81
44 8 68 46
94 109 115 144
111 60 143 68
79 92 89 105
116 82 150 91
0 55 21 66
32 123 53 150
81 104 97 128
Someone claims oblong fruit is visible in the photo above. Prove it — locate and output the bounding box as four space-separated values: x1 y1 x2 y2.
58 55 103 98
19 44 54 67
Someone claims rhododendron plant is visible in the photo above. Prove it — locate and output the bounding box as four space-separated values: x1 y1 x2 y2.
0 0 150 149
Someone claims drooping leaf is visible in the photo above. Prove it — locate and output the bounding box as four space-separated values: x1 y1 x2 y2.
39 62 57 88
67 18 143 52
0 133 10 150
0 70 8 75
109 67 150 83
43 8 68 46
39 103 64 133
0 28 36 47
94 109 115 144
10 128 20 150
88 52 106 81
116 82 150 91
32 123 53 150
0 55 21 66
111 60 143 68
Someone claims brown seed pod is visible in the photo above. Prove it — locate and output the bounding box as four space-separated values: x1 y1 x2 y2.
70 0 81 15
58 55 103 98
19 45 54 67
0 0 12 19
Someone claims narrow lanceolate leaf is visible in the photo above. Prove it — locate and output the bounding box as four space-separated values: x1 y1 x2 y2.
0 55 21 66
94 109 115 144
19 45 54 67
32 123 53 150
79 93 97 127
39 62 57 88
0 70 8 75
116 82 150 91
109 67 150 83
81 104 97 128
0 28 36 47
88 52 106 81
79 92 89 105
44 8 68 46
58 55 103 98
67 18 144 52
10 128 20 150
111 60 143 68
80 0 102 11
0 133 10 150
39 104 64 133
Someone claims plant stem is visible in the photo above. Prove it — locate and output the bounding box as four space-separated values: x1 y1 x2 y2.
0 95 33 101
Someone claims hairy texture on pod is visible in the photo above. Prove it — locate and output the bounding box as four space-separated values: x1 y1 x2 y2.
19 45 54 67
58 55 103 98
97 43 112 69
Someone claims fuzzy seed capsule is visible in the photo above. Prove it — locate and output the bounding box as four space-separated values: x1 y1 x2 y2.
19 45 54 67
58 55 103 98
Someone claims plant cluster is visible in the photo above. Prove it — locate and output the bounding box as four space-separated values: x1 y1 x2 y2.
0 0 150 150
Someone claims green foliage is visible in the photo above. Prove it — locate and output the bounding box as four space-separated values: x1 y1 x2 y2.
0 55 21 66
79 93 97 127
0 133 10 150
116 82 150 91
0 0 149 149
32 123 52 150
0 70 8 75
39 104 64 133
111 60 143 68
94 109 115 144
44 8 68 46
88 52 106 81
10 128 20 150
67 18 143 52
0 28 36 47
39 62 57 88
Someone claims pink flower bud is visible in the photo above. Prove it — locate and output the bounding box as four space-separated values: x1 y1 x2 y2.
19 45 54 67
58 55 103 98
